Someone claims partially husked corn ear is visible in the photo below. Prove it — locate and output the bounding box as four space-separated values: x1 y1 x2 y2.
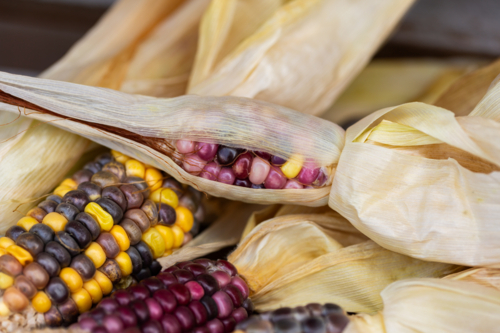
0 150 206 327
172 140 330 190
236 303 349 333
73 259 253 333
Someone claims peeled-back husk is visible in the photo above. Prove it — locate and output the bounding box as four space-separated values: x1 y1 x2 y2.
345 279 500 333
329 75 500 266
228 214 461 313
0 71 344 206
443 265 500 292
189 0 415 116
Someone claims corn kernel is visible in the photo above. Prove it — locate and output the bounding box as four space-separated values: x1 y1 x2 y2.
0 302 10 316
0 237 15 249
0 272 14 289
155 225 174 250
42 212 68 232
281 154 304 179
125 160 146 179
85 202 113 231
141 228 165 259
83 279 103 304
93 271 113 295
6 245 33 266
163 249 173 257
110 225 130 252
16 216 39 231
150 188 178 208
32 291 51 313
54 185 73 198
145 168 163 191
171 225 184 249
71 289 92 313
0 249 6 257
84 242 106 269
60 267 83 293
111 150 131 164
115 252 132 276
60 178 77 189
175 207 194 233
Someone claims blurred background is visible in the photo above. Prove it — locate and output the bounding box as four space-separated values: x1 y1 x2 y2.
0 0 498 76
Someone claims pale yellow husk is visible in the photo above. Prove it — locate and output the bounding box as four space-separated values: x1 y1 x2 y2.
228 213 461 313
329 71 500 266
345 279 500 333
189 0 415 116
443 265 500 292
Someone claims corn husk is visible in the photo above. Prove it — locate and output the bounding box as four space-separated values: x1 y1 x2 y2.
329 70 500 266
345 279 500 333
228 213 461 313
0 71 344 206
443 265 500 292
188 0 414 116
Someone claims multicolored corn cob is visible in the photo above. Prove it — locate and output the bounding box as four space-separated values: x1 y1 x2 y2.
173 140 329 190
72 258 253 333
0 150 206 327
235 303 349 333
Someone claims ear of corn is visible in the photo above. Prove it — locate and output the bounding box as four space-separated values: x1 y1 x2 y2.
0 150 205 328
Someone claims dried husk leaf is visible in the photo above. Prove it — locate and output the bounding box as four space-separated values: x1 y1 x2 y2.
443 265 500 292
228 216 460 313
0 71 344 206
189 0 415 116
345 279 500 333
329 76 500 266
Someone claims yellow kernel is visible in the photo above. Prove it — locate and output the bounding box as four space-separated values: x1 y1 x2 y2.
71 289 92 313
42 212 68 232
60 268 83 293
32 291 51 313
0 249 6 257
141 228 165 259
280 154 304 179
6 245 33 266
93 271 113 295
17 216 39 231
0 272 14 289
174 207 194 233
54 185 73 198
84 242 106 269
149 188 178 208
0 302 10 316
125 160 146 179
111 150 131 164
85 202 113 231
0 237 15 249
163 249 173 257
145 168 163 191
115 252 132 276
155 225 174 250
110 225 130 252
83 279 103 304
60 178 77 189
171 225 184 249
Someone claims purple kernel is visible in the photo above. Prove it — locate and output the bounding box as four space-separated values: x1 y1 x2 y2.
130 300 150 323
221 316 236 333
325 313 350 333
264 166 287 189
145 298 164 321
112 290 134 306
89 308 107 323
176 261 192 269
188 300 208 325
242 298 254 316
231 276 250 299
116 306 138 327
212 291 234 319
128 284 150 300
163 266 179 273
176 140 195 154
141 319 164 333
193 259 213 268
206 319 224 333
141 277 165 293
284 179 304 189
270 155 287 166
297 167 320 185
216 260 237 276
200 296 219 320
196 274 220 296
231 307 248 323
123 328 141 333
97 298 119 313
251 183 265 189
160 314 181 333
173 269 194 284
183 263 207 276
102 314 124 333
153 289 178 313
217 167 236 185
169 282 191 305
200 162 221 181
211 271 231 289
157 272 178 287
173 306 195 331
254 151 271 160
312 169 327 187
78 317 98 331
193 327 210 333
185 281 205 300
93 326 109 333
224 284 244 307
232 152 252 179
196 143 219 161
234 179 252 187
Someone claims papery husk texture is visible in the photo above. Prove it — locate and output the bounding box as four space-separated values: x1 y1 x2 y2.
228 214 460 313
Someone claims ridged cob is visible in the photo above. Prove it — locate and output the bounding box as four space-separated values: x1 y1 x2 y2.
72 258 253 333
235 303 349 333
0 150 206 328
172 140 329 190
